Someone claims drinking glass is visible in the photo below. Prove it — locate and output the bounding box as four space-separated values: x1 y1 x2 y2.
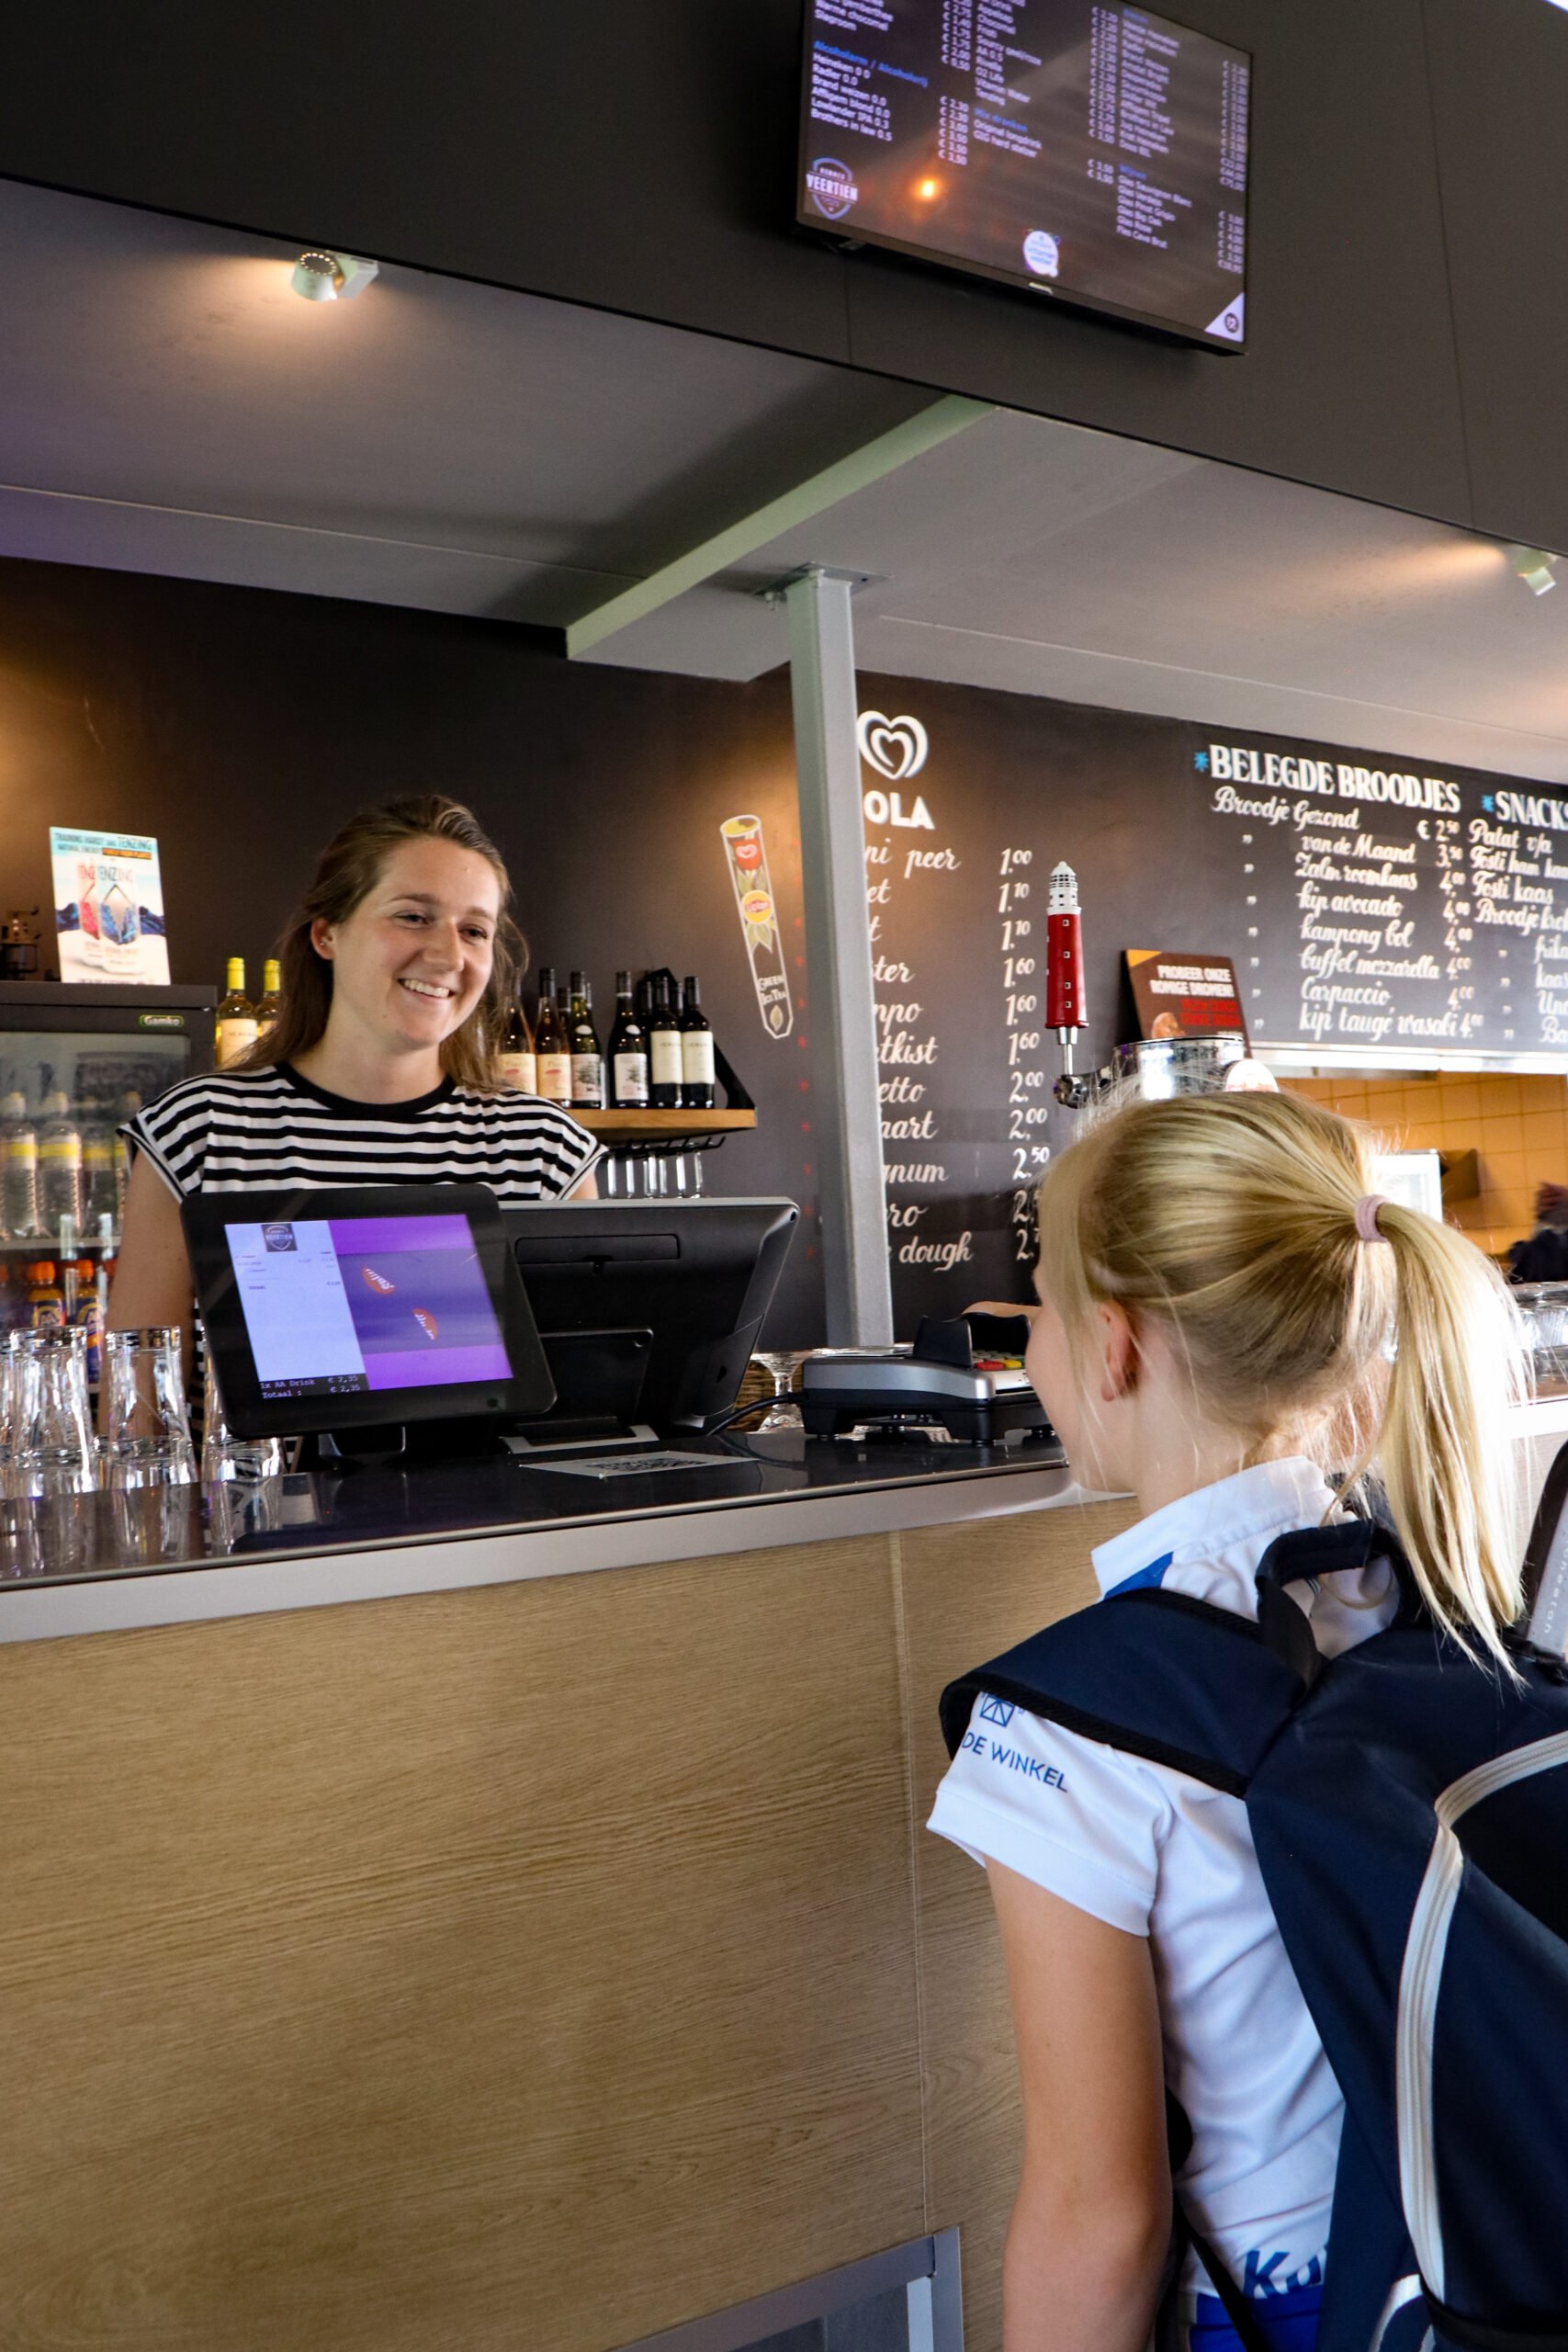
1516 1283 1568 1385
0 1494 45 1580
750 1349 810 1432
0 1339 16 1494
201 1347 283 1485
110 1480 203 1570
204 1473 286 1556
101 1326 196 1488
9 1328 97 1496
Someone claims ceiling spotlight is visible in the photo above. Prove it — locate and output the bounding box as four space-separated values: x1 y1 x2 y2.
1506 542 1558 594
288 251 379 303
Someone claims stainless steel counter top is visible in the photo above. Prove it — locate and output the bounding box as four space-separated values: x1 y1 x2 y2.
0 1431 1085 1644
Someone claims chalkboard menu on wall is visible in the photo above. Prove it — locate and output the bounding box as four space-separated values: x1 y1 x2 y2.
858 675 1568 1327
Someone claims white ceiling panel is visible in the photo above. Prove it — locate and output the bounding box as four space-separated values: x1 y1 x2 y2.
2 177 1568 785
577 409 1568 782
0 179 931 593
0 485 626 623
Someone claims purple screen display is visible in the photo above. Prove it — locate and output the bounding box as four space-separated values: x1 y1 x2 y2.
328 1215 510 1391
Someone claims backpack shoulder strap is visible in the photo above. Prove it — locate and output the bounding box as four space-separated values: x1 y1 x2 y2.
1252 1514 1419 1683
940 1585 1310 1797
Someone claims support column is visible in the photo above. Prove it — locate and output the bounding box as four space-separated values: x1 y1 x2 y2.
784 566 893 1347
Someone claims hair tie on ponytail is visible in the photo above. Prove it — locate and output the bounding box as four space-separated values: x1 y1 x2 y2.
1354 1193 1391 1243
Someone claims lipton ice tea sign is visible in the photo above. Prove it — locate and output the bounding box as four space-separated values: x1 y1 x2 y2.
720 815 793 1037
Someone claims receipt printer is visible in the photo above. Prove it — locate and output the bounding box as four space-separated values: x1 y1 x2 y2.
798 1313 1052 1445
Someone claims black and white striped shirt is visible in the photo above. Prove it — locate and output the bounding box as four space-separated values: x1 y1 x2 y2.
126 1063 601 1204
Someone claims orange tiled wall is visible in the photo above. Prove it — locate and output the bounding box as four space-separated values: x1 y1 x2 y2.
1280 1072 1568 1260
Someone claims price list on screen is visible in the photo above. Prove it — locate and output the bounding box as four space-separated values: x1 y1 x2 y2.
799 0 1251 345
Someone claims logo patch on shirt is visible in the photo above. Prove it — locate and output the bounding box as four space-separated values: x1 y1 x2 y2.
978 1695 1015 1729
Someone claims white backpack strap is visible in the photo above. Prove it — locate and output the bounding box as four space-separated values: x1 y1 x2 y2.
1396 1732 1568 2308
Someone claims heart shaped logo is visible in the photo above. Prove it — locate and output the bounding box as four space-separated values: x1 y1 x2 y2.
857 710 929 781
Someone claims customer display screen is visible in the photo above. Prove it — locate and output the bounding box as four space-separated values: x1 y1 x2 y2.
224 1213 512 1401
796 0 1251 346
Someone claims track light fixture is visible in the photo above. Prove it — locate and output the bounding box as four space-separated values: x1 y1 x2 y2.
1506 543 1558 595
288 251 379 302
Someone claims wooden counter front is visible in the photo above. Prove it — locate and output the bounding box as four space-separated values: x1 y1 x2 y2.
0 1495 1127 2351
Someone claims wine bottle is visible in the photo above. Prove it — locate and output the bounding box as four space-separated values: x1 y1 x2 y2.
568 970 604 1109
679 974 716 1110
649 977 683 1110
255 957 283 1036
216 957 258 1067
606 970 649 1108
497 993 537 1092
38 1087 83 1238
532 966 572 1105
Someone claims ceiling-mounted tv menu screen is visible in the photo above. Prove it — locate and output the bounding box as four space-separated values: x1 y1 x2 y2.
795 0 1251 348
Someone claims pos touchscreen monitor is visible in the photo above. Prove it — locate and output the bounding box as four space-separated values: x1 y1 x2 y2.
183 1185 556 1440
505 1198 798 1435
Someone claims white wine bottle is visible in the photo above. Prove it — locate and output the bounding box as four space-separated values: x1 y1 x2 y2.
255 957 283 1036
606 971 649 1108
498 993 537 1092
532 966 573 1104
568 971 604 1109
216 957 258 1067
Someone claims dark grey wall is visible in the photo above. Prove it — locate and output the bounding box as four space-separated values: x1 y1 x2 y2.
0 1 1560 545
0 555 826 1340
1423 0 1568 555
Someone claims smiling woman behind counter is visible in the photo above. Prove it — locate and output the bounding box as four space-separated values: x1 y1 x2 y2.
108 794 599 1359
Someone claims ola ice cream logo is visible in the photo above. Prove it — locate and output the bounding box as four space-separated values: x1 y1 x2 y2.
412 1308 438 1341
362 1266 395 1295
856 710 928 781
721 816 793 1038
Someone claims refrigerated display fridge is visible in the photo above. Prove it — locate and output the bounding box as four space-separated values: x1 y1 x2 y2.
0 982 214 1350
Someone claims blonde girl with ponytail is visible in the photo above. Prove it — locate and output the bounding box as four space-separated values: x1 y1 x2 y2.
929 1088 1528 2352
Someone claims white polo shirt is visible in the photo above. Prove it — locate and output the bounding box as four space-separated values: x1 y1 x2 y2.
928 1457 1398 2309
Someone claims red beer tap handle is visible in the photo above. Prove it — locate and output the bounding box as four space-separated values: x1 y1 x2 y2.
1046 862 1086 1035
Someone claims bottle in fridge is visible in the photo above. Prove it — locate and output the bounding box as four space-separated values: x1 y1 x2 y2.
1 1090 39 1239
38 1086 84 1238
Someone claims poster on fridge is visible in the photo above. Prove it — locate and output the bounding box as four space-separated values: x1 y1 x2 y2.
50 829 171 984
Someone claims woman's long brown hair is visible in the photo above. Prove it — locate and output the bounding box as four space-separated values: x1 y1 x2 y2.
240 796 525 1091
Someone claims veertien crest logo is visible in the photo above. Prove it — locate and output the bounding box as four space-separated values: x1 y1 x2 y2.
857 710 929 780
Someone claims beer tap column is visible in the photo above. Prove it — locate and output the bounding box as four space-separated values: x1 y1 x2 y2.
1046 860 1086 1080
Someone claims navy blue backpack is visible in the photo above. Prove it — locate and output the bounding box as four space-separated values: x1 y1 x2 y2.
939 1507 1568 2352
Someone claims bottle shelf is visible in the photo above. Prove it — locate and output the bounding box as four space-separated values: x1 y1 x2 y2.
575 1109 755 1144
